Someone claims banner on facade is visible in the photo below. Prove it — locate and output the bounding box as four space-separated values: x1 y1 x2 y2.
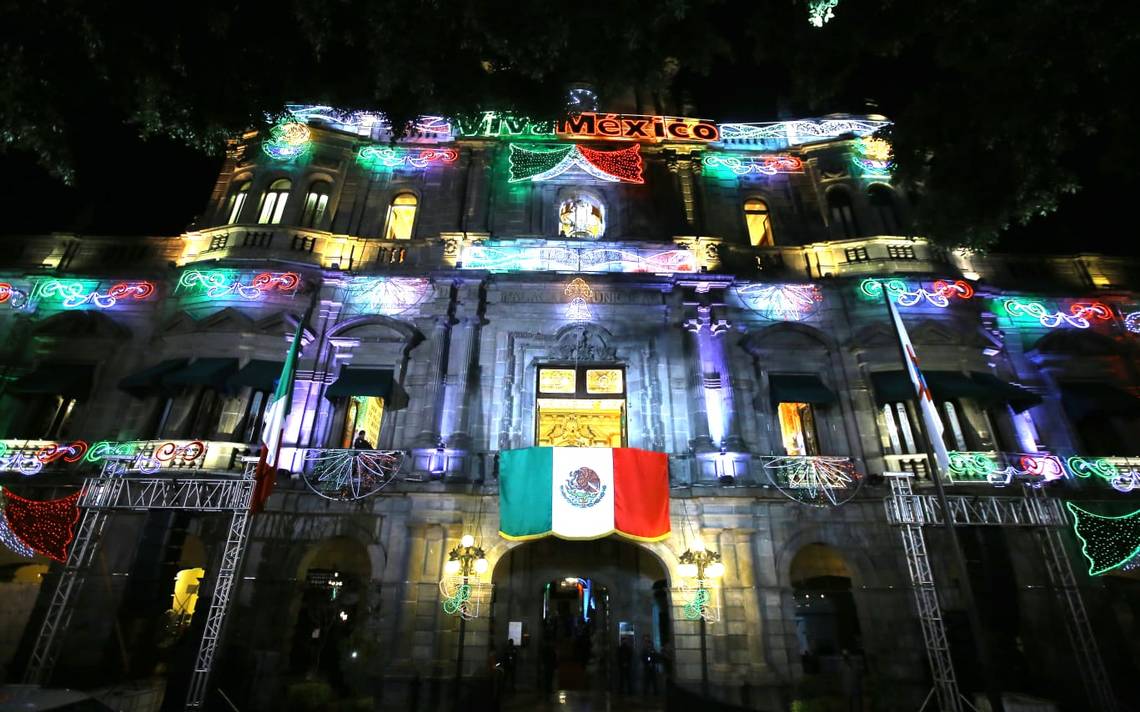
499 447 670 542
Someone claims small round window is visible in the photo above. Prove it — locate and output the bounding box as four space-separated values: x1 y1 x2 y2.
558 194 605 239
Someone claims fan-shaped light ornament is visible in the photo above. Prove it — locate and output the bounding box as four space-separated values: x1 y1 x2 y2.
302 449 406 500
736 283 823 321
763 456 863 506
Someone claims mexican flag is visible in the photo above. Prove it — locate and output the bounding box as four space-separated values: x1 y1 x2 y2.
252 298 312 512
499 447 670 542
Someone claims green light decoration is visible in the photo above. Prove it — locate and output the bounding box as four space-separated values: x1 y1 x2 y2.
442 582 471 616
507 143 644 183
263 120 312 160
1067 456 1119 481
946 451 997 482
1066 502 1140 576
683 587 711 620
809 0 840 27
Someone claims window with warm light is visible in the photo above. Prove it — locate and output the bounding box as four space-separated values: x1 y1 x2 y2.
744 198 773 246
558 194 605 238
257 179 292 225
777 402 821 456
300 182 331 228
224 181 250 224
384 193 418 240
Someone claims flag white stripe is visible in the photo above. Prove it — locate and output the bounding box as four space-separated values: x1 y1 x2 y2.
887 298 951 473
551 447 615 539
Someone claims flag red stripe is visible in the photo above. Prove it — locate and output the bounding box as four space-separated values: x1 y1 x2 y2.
612 448 670 539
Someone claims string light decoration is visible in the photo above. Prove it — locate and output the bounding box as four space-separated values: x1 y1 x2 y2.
1066 502 1140 576
34 441 89 465
31 280 155 309
460 243 697 273
2 489 81 562
507 144 644 183
763 456 862 506
0 445 43 476
717 119 890 149
358 146 459 170
853 137 892 177
564 278 594 321
262 120 312 160
1065 456 1140 493
945 451 1066 486
0 499 38 559
736 283 823 321
302 449 405 500
177 270 300 300
808 0 841 27
1124 311 1140 334
344 278 432 315
0 282 30 309
702 154 804 177
860 278 974 308
1002 299 1112 329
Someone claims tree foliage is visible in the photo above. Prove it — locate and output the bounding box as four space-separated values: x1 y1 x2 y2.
0 0 1135 248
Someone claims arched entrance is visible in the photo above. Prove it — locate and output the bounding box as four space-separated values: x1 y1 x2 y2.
288 536 372 689
491 536 670 696
789 543 862 673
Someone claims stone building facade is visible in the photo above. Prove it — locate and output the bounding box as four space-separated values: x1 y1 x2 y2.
1 107 1139 710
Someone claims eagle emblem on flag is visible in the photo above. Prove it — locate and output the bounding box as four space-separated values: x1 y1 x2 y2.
560 466 606 508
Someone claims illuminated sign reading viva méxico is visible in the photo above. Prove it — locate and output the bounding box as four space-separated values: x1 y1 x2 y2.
455 112 719 143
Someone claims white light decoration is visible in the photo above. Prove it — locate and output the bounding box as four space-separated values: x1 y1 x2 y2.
344 278 432 315
717 118 889 149
302 449 405 500
736 283 823 321
808 0 840 27
762 456 863 507
565 277 594 321
1125 311 1140 334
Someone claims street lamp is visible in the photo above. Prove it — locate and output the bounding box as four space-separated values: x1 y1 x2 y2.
679 541 723 697
441 534 487 711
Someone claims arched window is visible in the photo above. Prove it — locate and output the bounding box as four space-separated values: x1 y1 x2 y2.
827 189 859 239
867 184 900 235
257 179 292 225
744 198 773 246
384 193 418 240
223 181 250 224
300 182 331 229
558 194 605 238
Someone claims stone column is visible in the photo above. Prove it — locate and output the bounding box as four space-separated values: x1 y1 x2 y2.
683 304 742 451
439 281 483 452
412 315 452 450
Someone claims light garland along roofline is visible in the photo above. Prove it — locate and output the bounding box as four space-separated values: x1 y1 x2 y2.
280 103 889 149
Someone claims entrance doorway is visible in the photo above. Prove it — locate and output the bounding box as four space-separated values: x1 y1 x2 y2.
536 365 626 447
789 544 862 674
491 537 669 695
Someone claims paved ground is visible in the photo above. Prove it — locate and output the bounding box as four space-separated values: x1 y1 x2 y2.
501 690 666 711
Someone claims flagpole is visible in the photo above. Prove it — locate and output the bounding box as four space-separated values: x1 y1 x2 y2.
883 289 1003 712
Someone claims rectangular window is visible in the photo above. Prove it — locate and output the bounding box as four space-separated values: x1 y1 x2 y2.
586 369 623 394
777 402 820 456
385 204 417 240
878 402 920 455
539 368 577 394
941 401 968 451
341 395 384 449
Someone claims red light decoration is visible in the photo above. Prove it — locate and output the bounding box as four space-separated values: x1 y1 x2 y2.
0 282 12 304
1070 302 1112 321
578 145 645 183
2 488 81 562
35 441 89 464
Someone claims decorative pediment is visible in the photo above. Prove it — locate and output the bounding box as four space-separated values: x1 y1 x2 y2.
741 322 835 355
1031 329 1124 357
552 324 616 361
32 310 130 340
329 315 423 345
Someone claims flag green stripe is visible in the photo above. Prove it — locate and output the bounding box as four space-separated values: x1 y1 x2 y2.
499 447 554 538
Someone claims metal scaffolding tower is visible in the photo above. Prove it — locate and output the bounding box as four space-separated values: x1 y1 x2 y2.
23 473 254 711
884 473 1118 712
883 473 963 712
